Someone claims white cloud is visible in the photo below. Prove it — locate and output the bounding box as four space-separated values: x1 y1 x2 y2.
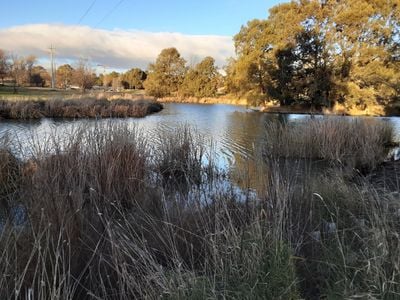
0 24 235 70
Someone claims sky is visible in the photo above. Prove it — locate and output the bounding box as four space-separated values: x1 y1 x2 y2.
0 0 282 72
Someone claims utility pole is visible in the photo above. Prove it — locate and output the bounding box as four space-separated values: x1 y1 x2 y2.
49 45 56 89
97 64 108 90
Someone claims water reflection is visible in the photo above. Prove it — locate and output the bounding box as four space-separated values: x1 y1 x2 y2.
1 103 400 193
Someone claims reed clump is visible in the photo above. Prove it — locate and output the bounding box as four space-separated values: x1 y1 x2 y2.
0 119 398 299
155 126 206 185
264 118 395 171
0 98 163 119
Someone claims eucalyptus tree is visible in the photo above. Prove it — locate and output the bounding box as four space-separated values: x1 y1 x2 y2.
180 56 219 98
144 48 187 97
56 64 74 89
227 0 400 110
0 49 9 85
121 68 147 89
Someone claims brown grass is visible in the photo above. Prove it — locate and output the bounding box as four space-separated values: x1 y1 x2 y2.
154 125 207 185
0 120 398 299
264 117 395 171
0 98 163 119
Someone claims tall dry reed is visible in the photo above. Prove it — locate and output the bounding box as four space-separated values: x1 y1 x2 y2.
0 119 398 299
0 98 163 119
264 118 395 171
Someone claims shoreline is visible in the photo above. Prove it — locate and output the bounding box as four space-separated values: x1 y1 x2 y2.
158 96 248 106
159 97 399 117
0 88 398 117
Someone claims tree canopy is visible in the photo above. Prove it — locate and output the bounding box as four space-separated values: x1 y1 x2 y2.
56 64 74 89
0 50 9 85
179 56 219 98
227 0 400 110
121 68 147 89
144 47 187 97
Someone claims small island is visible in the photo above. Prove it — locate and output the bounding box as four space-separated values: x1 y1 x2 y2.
0 96 163 119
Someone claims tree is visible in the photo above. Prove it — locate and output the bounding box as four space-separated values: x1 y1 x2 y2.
96 73 104 86
268 29 333 107
112 76 123 91
0 49 9 85
25 55 36 85
144 48 187 97
231 19 272 95
31 66 50 87
295 30 333 107
267 45 297 106
121 68 147 89
9 55 28 93
327 0 400 109
73 60 95 91
228 0 400 111
103 71 119 87
179 56 219 98
56 64 74 89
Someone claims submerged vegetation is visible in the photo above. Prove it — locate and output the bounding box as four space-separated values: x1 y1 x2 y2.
0 119 399 299
0 98 163 119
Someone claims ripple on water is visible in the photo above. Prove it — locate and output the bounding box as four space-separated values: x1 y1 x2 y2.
0 103 399 162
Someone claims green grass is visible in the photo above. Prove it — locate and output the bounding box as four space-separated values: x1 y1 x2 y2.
0 85 147 99
0 85 75 97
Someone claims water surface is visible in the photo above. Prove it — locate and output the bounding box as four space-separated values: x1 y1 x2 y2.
1 103 400 223
1 103 399 161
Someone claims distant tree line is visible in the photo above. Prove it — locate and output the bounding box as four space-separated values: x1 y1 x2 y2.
144 47 221 98
0 50 99 92
3 0 397 109
56 61 97 91
0 50 50 92
225 0 400 110
97 68 147 91
0 47 220 98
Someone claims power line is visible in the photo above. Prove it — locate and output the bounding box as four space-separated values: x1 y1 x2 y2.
95 0 125 27
78 0 97 24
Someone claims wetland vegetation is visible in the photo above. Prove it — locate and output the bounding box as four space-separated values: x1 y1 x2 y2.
0 118 399 299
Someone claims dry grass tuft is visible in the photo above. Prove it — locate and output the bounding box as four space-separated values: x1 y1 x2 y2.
0 98 163 119
264 118 395 171
0 119 398 299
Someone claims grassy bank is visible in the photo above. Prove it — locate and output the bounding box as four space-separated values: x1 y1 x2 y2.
0 119 399 299
0 86 146 100
254 102 400 117
159 95 248 106
1 86 398 117
0 98 163 119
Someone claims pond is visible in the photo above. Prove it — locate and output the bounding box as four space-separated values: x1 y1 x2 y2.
1 103 400 227
1 103 399 164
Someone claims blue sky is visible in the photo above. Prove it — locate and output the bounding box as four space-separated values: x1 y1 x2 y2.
0 0 281 35
0 0 283 70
